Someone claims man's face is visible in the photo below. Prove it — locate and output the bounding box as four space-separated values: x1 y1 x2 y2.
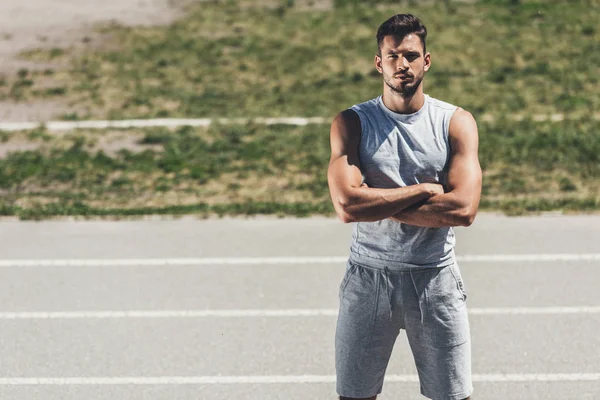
375 34 430 98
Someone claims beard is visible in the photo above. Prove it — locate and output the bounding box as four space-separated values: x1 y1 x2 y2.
383 70 424 98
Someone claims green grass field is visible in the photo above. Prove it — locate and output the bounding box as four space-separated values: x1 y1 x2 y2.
1 116 598 219
0 0 598 218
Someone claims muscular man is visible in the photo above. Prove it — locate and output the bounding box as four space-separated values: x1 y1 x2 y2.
327 14 481 400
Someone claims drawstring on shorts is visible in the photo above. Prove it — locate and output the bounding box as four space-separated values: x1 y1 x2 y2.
409 269 425 324
383 267 392 320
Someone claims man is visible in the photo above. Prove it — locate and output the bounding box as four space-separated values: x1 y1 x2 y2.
327 14 481 400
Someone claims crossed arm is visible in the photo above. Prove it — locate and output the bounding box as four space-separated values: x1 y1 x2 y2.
327 109 444 224
327 108 482 227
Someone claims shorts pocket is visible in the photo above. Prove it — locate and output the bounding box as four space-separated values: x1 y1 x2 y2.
449 263 468 302
426 266 470 347
339 261 359 298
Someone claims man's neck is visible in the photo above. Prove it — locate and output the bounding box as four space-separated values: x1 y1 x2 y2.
381 86 425 114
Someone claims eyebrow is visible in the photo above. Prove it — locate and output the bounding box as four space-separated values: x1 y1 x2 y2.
386 50 421 56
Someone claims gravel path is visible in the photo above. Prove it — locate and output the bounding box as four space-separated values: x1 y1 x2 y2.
0 0 186 122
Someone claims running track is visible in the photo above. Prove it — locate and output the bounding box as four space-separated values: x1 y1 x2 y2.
0 214 598 399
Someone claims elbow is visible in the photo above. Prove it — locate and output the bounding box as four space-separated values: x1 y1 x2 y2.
335 206 356 223
335 196 357 223
461 214 475 227
457 206 477 227
338 212 356 224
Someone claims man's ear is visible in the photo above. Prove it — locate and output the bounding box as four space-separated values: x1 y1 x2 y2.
423 52 431 72
374 54 383 74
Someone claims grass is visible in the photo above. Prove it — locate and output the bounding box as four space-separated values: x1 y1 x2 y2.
1 0 598 120
0 0 598 218
0 116 598 219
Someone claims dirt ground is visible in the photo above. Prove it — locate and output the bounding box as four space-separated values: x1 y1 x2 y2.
0 0 187 122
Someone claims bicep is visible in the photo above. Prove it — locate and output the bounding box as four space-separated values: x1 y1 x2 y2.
446 109 482 202
327 110 363 198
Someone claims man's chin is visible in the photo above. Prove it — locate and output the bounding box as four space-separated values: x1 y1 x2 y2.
392 85 417 98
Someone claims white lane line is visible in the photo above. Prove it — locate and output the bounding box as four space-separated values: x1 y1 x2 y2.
0 117 328 132
1 306 599 319
0 310 335 319
0 373 598 384
458 254 600 262
471 373 600 382
0 257 348 267
1 113 600 132
0 254 599 267
468 306 600 315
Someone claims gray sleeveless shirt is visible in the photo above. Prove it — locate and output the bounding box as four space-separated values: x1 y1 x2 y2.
349 94 458 269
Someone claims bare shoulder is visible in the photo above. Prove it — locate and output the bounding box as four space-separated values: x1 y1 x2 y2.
330 109 362 157
450 107 477 132
332 108 361 133
447 108 479 158
449 107 478 144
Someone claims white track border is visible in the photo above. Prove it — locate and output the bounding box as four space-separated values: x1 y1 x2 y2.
1 113 600 132
0 117 327 132
0 253 598 267
0 307 599 319
0 373 597 384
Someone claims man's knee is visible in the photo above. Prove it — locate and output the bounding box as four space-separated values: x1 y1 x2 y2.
339 397 376 400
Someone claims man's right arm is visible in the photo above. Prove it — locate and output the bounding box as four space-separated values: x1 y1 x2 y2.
327 109 443 223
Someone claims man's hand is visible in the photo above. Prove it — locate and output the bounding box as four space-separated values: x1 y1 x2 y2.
423 182 445 197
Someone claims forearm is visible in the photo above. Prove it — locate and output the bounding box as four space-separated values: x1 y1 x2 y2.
391 192 477 228
336 184 436 223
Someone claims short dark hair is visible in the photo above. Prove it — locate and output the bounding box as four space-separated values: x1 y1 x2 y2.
376 14 427 55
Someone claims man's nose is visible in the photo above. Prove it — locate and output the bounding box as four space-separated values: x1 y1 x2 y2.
398 57 409 69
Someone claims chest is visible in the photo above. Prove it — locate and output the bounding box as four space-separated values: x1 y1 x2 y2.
359 122 450 186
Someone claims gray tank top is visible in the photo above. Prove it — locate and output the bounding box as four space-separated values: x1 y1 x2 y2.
349 94 458 269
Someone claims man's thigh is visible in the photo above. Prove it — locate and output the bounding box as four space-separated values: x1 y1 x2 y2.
335 260 400 399
405 264 473 400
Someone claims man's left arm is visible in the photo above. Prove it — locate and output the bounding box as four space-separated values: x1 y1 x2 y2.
391 108 482 228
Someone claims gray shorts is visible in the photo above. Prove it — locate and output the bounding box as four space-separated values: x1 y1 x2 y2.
335 258 473 400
